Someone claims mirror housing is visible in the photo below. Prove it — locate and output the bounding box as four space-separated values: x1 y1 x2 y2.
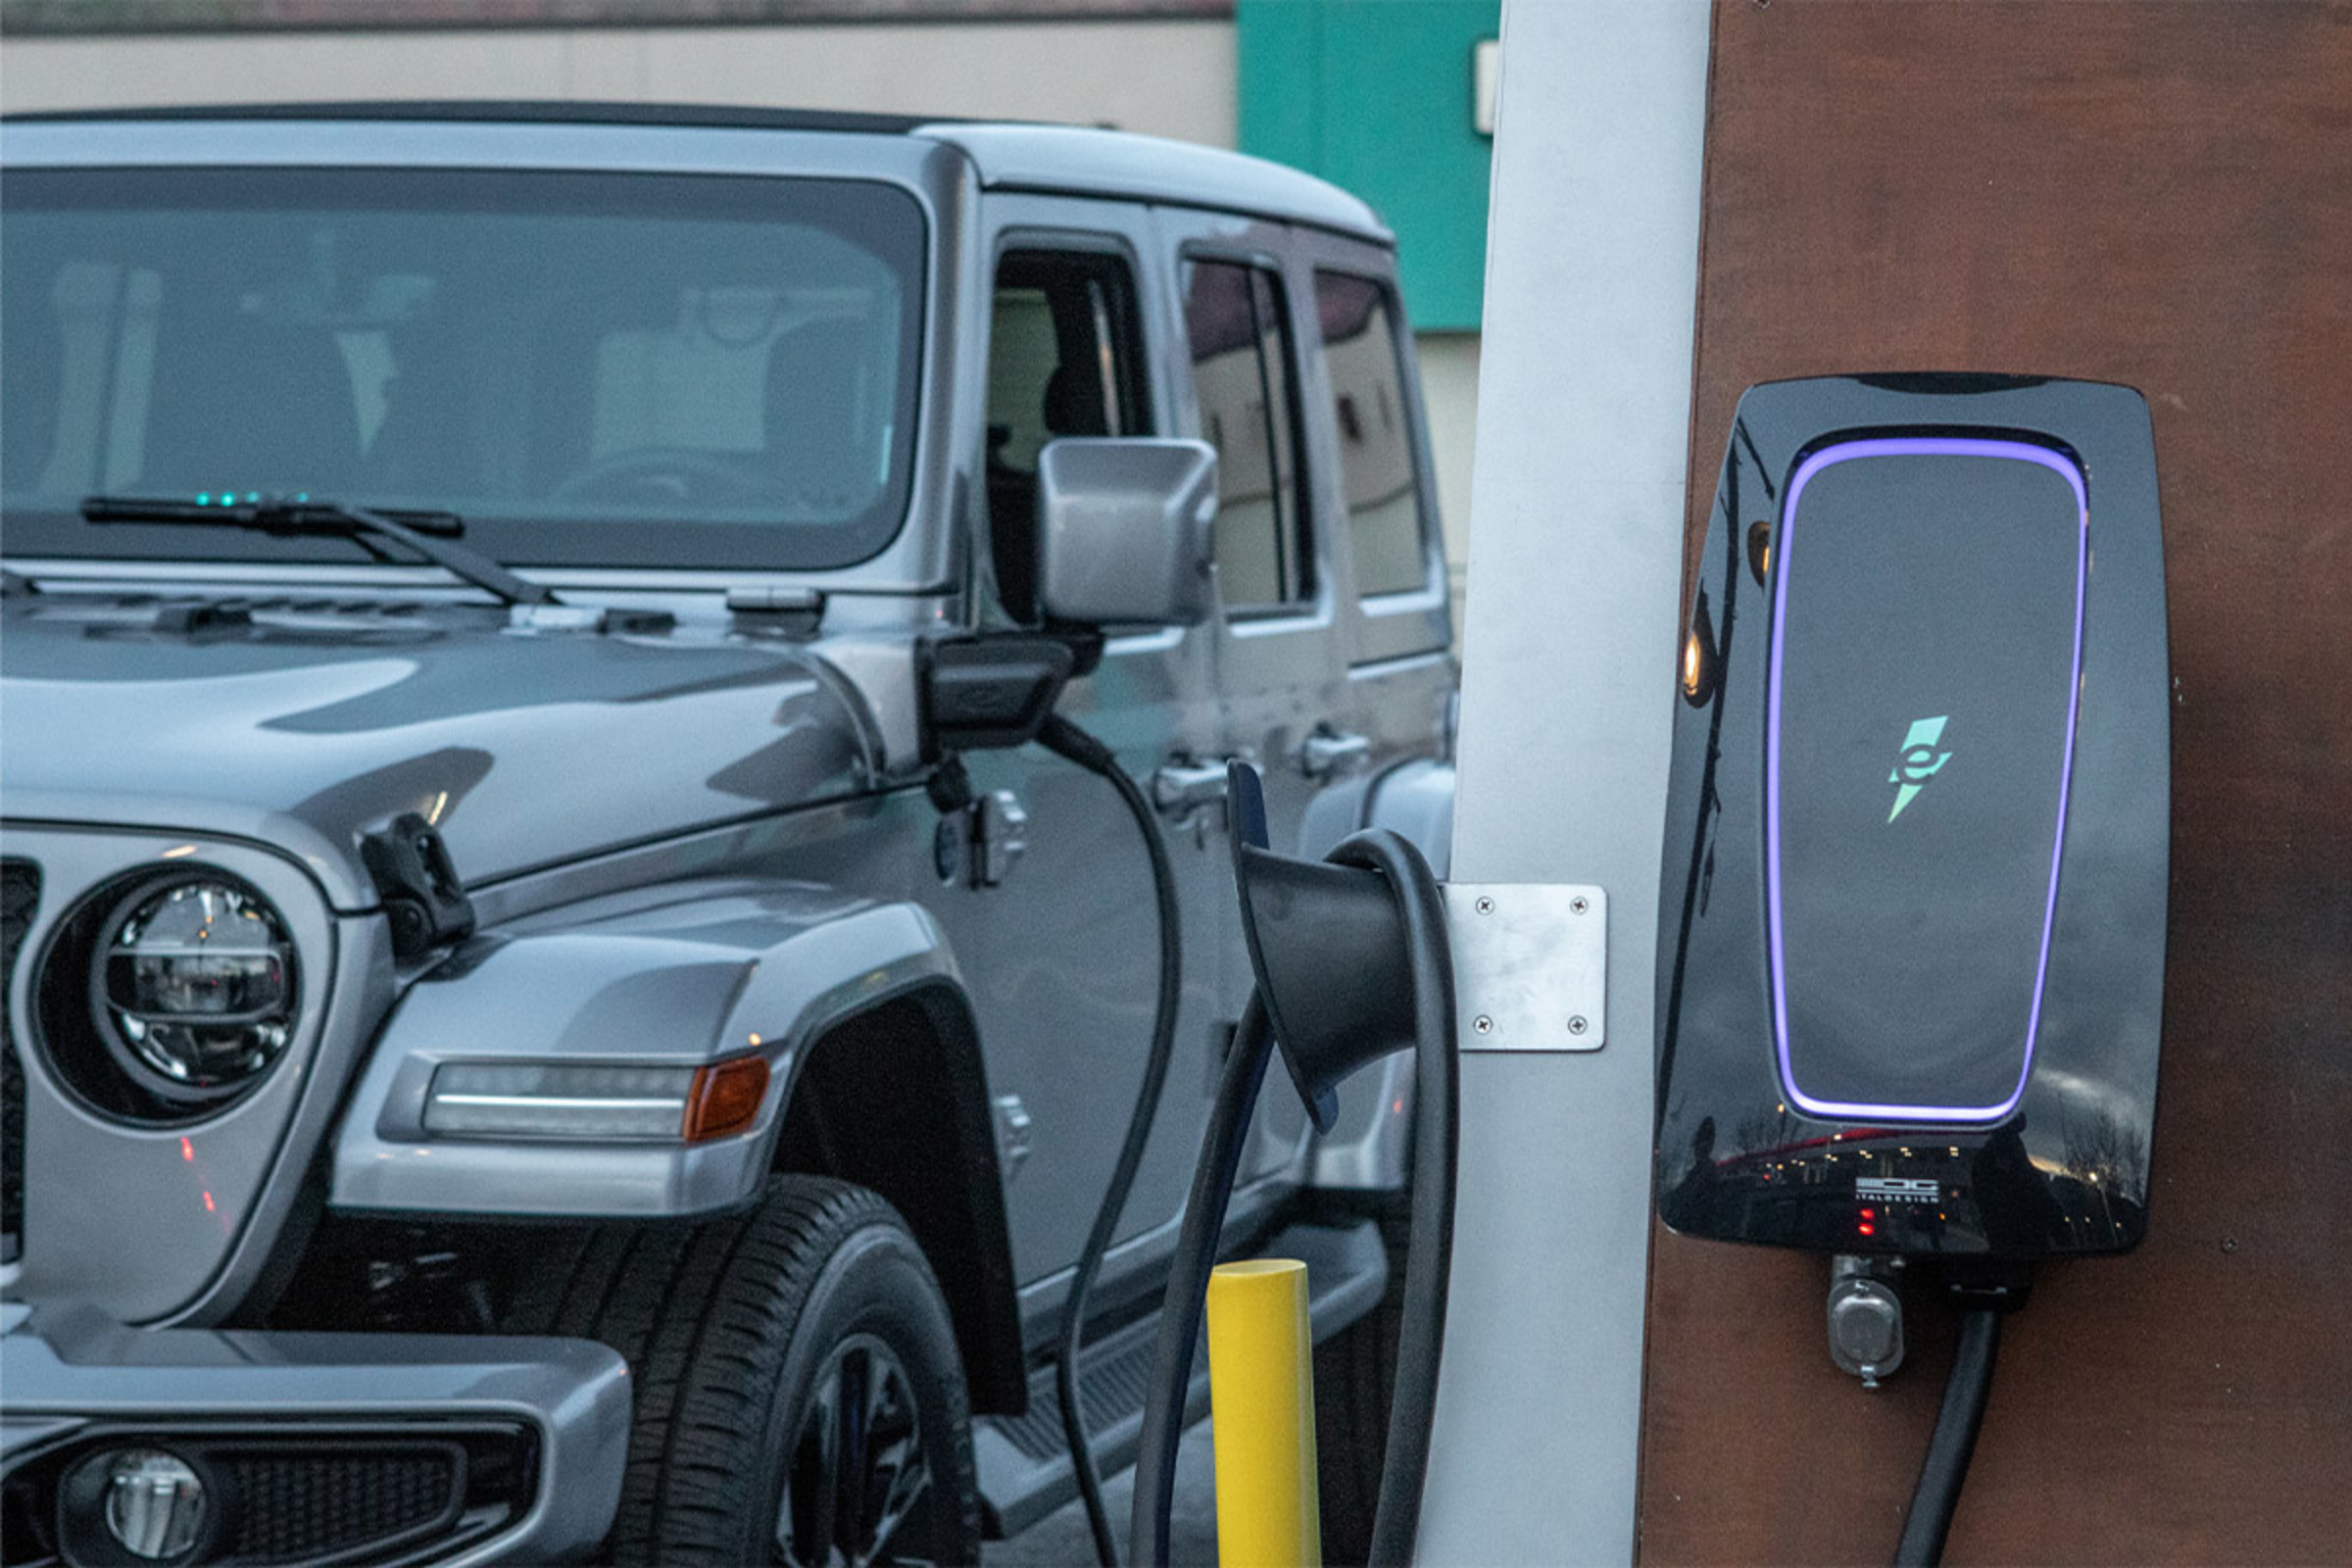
1034 437 1218 629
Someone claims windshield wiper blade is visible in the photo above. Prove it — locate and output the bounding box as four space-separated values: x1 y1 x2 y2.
81 494 556 607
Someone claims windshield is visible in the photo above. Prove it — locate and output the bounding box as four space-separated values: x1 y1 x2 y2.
2 167 926 570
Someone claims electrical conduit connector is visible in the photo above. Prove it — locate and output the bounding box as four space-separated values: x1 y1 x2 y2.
1827 1253 1906 1387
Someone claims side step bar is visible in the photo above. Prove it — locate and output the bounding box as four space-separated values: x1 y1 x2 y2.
975 1216 1390 1540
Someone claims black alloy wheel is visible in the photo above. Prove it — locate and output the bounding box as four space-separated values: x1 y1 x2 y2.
777 1331 933 1567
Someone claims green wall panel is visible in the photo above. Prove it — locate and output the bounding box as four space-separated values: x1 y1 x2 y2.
1239 0 1499 330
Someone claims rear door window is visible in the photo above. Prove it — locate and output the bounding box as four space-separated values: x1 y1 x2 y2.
1312 271 1432 598
1181 259 1311 612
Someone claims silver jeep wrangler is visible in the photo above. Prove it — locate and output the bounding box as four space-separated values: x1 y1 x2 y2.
0 102 1455 1567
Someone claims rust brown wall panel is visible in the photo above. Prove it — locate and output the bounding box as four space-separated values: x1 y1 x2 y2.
1644 2 2352 1562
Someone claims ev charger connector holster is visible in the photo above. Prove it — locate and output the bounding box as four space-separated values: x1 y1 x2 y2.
1231 774 1422 1134
1655 373 2170 1262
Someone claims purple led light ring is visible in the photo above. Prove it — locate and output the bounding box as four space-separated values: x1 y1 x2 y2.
1764 437 2087 1125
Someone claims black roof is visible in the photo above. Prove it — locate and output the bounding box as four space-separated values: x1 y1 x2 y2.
0 101 969 133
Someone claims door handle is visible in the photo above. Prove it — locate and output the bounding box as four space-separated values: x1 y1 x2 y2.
1152 758 1231 818
1299 728 1371 781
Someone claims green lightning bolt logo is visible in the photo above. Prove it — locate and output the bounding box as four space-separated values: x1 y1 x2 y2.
1887 715 1952 822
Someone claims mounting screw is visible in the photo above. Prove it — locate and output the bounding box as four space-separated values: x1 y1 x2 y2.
1568 1015 1588 1035
1570 896 1590 914
1473 1014 1494 1035
1474 895 1494 915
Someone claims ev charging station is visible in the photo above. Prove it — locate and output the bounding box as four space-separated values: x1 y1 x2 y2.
1136 4 2179 1563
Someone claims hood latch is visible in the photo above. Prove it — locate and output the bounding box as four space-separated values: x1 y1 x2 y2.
362 812 477 962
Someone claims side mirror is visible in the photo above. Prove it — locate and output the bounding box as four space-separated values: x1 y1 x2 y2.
1034 437 1218 628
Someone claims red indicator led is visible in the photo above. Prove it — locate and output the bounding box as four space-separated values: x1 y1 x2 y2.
1859 1206 1877 1220
1857 1221 1877 1237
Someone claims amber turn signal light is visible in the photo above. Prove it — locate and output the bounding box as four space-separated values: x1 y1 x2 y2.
683 1054 770 1143
1681 595 1720 707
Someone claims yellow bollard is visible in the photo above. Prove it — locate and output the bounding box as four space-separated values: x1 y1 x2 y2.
1204 1258 1321 1568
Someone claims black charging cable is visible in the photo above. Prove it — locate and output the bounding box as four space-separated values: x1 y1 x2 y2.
1129 828 1458 1568
1034 711 1184 1568
1893 1311 2002 1565
1131 992 1274 1568
1893 1272 2031 1566
1328 832 1459 1568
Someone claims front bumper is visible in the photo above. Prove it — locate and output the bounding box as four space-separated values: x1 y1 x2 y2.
0 1303 629 1566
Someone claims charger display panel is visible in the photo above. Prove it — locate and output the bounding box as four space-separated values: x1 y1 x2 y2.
1771 440 2083 1122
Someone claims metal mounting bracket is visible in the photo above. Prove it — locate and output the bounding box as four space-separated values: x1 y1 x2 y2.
1445 882 1608 1053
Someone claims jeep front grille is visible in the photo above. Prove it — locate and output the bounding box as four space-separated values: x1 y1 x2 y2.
1 858 37 1265
218 1446 463 1565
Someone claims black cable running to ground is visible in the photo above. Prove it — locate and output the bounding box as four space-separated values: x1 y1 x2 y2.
1893 1307 2004 1567
1036 711 1185 1568
1130 823 1457 1568
1130 994 1275 1568
1326 831 1458 1568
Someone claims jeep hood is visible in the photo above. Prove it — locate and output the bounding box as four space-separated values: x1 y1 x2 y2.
0 598 885 905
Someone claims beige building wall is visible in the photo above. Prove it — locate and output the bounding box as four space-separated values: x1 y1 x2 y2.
1 20 1235 141
2 17 1476 616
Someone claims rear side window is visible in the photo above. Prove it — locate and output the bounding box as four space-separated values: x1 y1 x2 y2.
1182 259 1310 610
1313 271 1431 598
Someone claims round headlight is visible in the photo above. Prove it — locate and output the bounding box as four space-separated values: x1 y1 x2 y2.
89 875 296 1103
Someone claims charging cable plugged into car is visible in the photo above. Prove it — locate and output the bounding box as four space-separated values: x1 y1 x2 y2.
914 625 1185 1568
912 433 1219 1568
917 624 1464 1568
1032 709 1186 1568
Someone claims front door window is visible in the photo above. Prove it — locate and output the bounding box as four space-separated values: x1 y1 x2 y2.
983 248 1148 623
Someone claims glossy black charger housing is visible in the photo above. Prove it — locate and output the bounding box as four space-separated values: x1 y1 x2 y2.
1654 374 2169 1260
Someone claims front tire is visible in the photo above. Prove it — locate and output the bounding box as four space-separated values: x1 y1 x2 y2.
509 1177 981 1566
